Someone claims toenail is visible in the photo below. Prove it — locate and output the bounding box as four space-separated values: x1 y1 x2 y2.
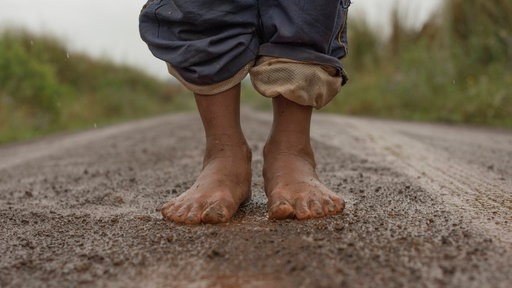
214 210 226 219
275 201 290 208
203 206 228 222
163 213 173 221
185 216 199 224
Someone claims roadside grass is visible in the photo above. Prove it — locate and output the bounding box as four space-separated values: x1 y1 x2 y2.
0 29 194 144
241 0 512 127
324 0 512 127
2 0 511 145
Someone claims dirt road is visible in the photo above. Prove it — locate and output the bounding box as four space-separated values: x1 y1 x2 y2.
1 109 511 287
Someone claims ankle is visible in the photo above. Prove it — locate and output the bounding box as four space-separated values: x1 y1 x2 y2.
263 145 316 175
204 134 252 164
264 130 314 159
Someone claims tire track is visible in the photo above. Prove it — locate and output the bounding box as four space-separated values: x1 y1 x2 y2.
311 114 512 245
0 114 191 172
2 110 512 287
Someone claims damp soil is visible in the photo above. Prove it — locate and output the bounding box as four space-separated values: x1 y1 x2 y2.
1 110 511 288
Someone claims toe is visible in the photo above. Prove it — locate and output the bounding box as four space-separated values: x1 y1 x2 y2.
161 200 176 212
162 202 179 221
201 200 232 224
330 195 345 214
171 205 191 223
268 200 294 220
309 200 325 218
294 200 311 220
323 198 337 215
184 202 206 225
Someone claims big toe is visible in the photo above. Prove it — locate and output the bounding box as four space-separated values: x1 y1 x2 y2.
268 200 294 220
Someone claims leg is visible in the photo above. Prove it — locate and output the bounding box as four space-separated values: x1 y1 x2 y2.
252 0 349 219
161 84 252 224
140 1 258 224
264 96 345 220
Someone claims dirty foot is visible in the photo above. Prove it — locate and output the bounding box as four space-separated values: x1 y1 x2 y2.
263 140 345 220
161 138 252 224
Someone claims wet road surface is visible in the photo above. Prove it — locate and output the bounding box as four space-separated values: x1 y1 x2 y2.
1 109 511 287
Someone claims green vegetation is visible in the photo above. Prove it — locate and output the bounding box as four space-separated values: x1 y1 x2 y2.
324 0 512 127
2 0 511 144
0 29 193 144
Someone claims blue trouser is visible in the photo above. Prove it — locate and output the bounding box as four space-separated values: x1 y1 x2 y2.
139 0 350 86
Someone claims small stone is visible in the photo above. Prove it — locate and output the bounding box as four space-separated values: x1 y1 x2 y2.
313 235 325 241
207 248 224 259
112 196 124 204
74 261 92 272
139 215 152 222
334 224 345 231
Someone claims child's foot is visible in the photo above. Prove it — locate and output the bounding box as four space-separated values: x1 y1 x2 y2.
161 137 252 224
263 136 345 220
263 96 344 220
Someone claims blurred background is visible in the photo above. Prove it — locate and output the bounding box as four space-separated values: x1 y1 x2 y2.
0 0 511 144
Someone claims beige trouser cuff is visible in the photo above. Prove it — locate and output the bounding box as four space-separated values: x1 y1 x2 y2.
167 57 342 109
249 57 342 109
166 61 254 95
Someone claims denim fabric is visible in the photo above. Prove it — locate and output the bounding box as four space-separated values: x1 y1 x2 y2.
139 0 350 86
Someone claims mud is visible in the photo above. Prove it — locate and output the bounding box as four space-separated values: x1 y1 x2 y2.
1 109 511 287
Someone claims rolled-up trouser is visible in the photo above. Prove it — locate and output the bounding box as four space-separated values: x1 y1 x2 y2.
139 0 350 109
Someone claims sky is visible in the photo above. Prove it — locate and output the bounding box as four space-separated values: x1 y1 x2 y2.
0 0 442 80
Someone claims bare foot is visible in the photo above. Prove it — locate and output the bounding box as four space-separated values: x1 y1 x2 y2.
264 143 345 220
161 137 252 224
263 96 344 220
162 84 252 224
